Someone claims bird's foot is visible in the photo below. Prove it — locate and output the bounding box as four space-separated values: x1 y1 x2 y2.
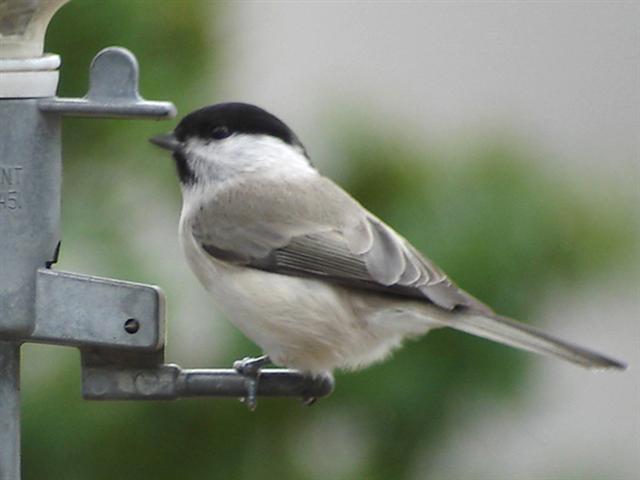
233 355 271 411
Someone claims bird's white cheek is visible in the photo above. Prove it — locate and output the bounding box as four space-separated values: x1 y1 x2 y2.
184 134 315 186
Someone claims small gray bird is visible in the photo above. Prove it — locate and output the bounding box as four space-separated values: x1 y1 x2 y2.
150 102 624 404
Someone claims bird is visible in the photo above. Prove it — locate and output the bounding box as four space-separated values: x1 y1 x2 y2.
150 102 625 407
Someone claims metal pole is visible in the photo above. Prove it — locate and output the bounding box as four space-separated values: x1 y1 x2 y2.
1 2 68 476
0 342 20 480
0 96 61 480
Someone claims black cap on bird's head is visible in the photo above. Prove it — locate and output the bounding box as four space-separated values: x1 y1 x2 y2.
150 102 306 153
150 102 308 185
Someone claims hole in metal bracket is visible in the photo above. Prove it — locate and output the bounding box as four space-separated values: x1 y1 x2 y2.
124 318 140 334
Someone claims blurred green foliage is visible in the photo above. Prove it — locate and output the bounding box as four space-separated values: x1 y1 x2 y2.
42 0 216 282
19 2 636 480
47 0 215 160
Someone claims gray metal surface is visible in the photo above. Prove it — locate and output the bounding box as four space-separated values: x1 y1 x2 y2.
38 47 176 119
32 269 165 351
82 362 335 402
0 100 61 338
179 368 334 400
0 342 20 480
0 99 61 480
0 3 66 471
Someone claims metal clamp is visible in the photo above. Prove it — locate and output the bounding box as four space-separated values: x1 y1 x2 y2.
38 47 176 119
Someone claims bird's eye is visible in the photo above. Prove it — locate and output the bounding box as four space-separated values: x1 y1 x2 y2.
211 125 231 140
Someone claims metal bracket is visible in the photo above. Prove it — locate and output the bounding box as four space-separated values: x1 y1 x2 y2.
31 268 165 351
38 47 176 119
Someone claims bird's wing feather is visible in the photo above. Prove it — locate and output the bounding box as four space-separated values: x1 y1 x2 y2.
190 173 491 314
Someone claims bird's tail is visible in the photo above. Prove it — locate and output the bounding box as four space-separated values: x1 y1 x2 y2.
444 310 626 370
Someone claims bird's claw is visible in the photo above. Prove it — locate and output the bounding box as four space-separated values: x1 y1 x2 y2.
233 355 271 411
242 377 259 411
302 396 317 406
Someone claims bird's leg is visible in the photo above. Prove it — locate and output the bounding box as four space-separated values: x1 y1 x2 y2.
233 355 271 410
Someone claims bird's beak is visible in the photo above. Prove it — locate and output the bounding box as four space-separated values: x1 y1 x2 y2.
149 132 182 152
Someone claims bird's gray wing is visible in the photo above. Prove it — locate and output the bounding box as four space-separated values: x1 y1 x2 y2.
191 174 491 314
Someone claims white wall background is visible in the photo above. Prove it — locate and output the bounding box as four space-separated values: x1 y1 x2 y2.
216 2 639 183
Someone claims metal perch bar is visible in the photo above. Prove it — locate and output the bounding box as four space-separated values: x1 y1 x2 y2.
180 369 334 399
82 364 335 401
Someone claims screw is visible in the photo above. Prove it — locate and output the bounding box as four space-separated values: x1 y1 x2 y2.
124 318 140 334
